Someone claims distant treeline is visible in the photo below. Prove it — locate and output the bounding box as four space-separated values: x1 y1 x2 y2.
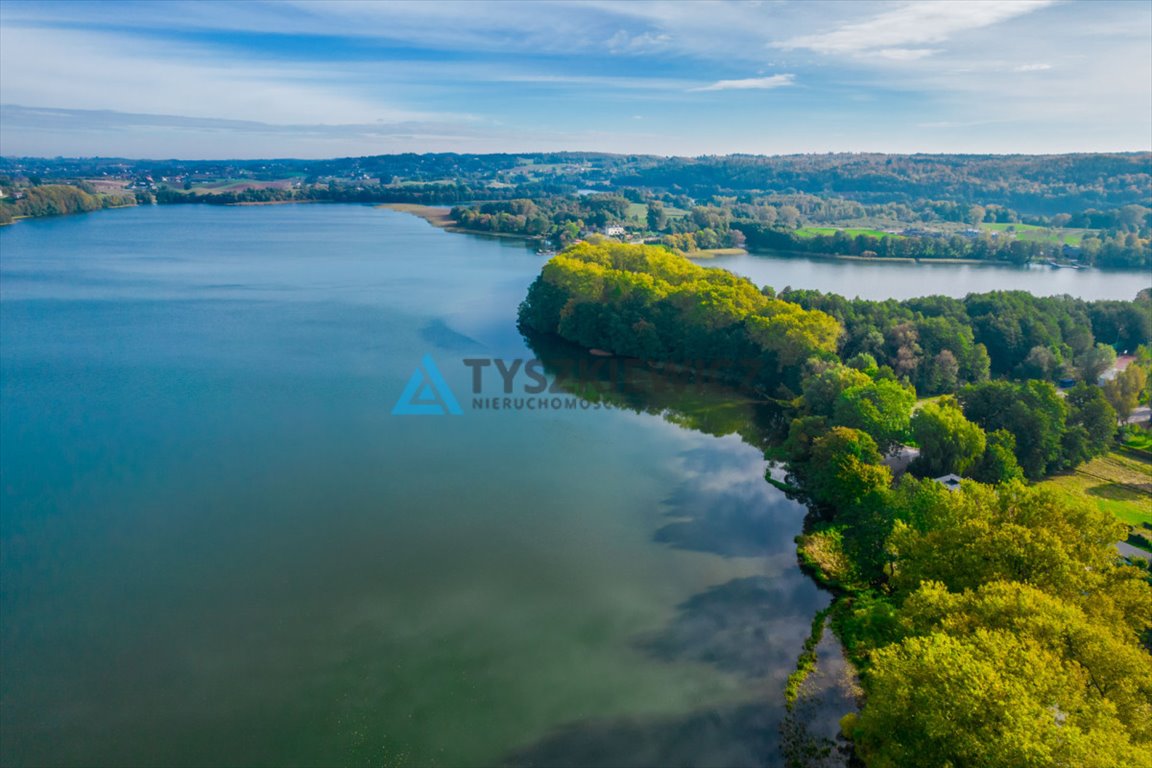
734 221 1150 268
150 182 572 207
5 151 1149 213
445 193 1152 267
612 153 1152 213
7 151 1150 266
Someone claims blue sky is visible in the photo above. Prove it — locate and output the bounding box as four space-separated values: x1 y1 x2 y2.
0 0 1149 158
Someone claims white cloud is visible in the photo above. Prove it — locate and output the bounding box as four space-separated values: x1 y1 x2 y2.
0 24 447 126
0 0 1147 156
779 0 1054 56
692 74 796 92
873 48 938 61
0 104 638 158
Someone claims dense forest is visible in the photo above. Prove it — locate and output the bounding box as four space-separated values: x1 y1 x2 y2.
519 241 1152 767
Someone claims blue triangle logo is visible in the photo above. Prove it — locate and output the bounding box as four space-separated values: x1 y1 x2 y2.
392 355 463 415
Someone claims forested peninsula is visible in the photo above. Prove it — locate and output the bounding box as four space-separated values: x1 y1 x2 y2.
0 182 134 224
518 240 1152 767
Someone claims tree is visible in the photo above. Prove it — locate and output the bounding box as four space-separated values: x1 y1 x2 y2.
846 352 879 377
1078 342 1117 384
887 479 1125 598
1103 363 1148 422
801 361 871 417
1015 344 1061 381
967 204 985 227
960 380 1068 479
1062 383 1117 465
970 429 1025 484
853 627 1151 768
646 201 668 232
910 398 986 477
832 379 916 454
798 427 892 512
886 322 921 379
923 349 960 394
853 578 1152 766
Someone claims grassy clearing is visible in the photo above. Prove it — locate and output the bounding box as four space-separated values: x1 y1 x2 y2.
625 202 689 222
1040 450 1152 535
794 226 899 239
686 247 747 258
1123 430 1152 453
188 179 295 195
981 222 1092 245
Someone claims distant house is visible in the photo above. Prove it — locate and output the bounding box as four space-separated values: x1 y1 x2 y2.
602 225 626 237
932 474 963 491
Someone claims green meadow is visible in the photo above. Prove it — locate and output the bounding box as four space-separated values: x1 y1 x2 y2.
981 222 1093 245
794 226 899 239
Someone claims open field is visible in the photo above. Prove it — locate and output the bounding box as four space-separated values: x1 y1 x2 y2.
794 226 899 239
981 222 1093 245
383 179 456 187
83 178 131 193
625 202 689 222
686 247 748 258
1040 449 1152 551
1123 430 1152 453
187 178 298 195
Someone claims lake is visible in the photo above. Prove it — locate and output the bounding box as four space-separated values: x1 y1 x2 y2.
0 204 1146 767
707 250 1150 302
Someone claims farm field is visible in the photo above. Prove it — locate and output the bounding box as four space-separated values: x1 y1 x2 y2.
187 178 298 194
981 221 1093 245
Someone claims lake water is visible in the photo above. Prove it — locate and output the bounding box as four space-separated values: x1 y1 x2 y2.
707 250 1150 301
1 205 1146 767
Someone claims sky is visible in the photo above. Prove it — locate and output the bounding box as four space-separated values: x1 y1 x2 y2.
0 0 1149 158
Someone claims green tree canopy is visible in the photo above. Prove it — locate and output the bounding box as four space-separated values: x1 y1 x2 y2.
832 379 916 454
960 380 1068 479
909 397 986 478
798 427 892 512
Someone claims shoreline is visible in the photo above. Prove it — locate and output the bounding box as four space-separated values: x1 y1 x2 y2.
226 199 319 207
378 206 1045 268
378 203 540 241
743 247 995 265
